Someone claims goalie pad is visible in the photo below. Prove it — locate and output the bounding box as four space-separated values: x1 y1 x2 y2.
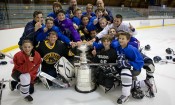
39 72 69 88
39 75 50 89
131 81 144 99
54 57 75 83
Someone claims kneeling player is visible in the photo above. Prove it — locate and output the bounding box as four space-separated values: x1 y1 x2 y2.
9 40 42 102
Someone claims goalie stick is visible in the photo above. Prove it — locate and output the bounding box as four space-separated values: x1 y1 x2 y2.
39 72 69 88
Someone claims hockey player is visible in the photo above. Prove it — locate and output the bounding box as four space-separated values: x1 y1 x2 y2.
54 9 81 42
36 17 73 46
47 2 62 19
9 39 42 102
91 35 118 92
82 3 96 18
96 0 113 23
72 8 83 28
114 32 144 104
91 34 117 63
66 0 78 19
93 14 137 42
18 11 44 49
35 30 75 86
108 28 117 39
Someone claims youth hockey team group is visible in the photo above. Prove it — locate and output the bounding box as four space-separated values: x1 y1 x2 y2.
3 0 157 104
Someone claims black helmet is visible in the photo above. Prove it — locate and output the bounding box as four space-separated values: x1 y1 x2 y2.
145 44 151 51
153 56 162 63
165 48 173 54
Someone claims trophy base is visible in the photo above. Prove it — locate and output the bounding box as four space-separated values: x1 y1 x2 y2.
75 85 97 93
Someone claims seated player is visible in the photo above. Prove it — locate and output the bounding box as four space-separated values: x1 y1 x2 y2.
36 30 75 87
91 35 118 92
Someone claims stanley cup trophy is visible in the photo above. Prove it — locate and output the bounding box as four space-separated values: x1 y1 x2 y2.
74 43 97 93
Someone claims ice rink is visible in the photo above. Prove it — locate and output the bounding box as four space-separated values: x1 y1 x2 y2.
0 26 175 105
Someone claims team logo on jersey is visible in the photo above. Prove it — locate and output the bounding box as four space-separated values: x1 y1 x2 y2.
43 52 61 64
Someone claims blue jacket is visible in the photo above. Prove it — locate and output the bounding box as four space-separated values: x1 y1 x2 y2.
116 45 144 70
36 25 71 45
93 39 143 70
18 20 44 46
82 12 96 17
93 37 139 50
47 12 57 19
72 16 82 26
104 8 113 22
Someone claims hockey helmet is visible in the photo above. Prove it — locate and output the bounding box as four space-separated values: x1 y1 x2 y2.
144 44 151 51
173 58 175 62
165 48 173 54
153 56 162 63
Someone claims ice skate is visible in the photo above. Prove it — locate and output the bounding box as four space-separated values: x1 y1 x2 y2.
9 80 18 91
24 95 33 102
117 95 129 104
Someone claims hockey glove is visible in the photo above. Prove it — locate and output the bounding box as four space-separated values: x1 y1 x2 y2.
117 60 131 69
117 54 126 61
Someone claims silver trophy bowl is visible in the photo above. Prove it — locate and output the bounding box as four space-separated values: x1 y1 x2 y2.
75 43 96 93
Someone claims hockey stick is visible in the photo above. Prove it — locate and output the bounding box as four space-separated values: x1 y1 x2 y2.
0 80 9 83
0 78 4 105
74 62 118 66
159 60 175 64
74 56 91 62
0 51 13 59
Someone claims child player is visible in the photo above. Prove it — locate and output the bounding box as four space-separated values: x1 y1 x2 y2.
9 39 41 102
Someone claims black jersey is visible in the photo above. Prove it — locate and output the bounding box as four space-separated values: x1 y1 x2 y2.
36 40 69 69
93 48 117 64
